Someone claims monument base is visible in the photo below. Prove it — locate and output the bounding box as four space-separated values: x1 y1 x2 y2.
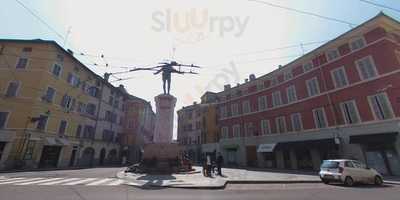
126 143 192 174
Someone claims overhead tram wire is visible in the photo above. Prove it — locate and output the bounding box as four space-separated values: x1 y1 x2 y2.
247 0 356 27
360 0 400 13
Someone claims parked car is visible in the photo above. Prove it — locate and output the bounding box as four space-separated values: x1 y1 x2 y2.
319 159 383 186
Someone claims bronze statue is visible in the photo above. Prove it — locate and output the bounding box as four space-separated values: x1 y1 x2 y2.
104 60 200 94
153 62 184 94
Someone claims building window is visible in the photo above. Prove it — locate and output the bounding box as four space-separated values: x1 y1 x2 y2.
76 125 82 138
284 71 293 81
67 73 80 87
326 49 339 61
77 102 86 113
313 108 327 128
275 116 286 133
368 93 394 120
52 63 62 77
58 120 67 135
16 57 28 69
306 77 320 97
0 112 9 129
108 96 114 105
350 37 366 51
341 100 360 124
87 86 100 98
220 106 227 118
331 67 348 88
36 115 48 131
60 94 73 109
86 103 97 116
5 81 19 97
221 126 229 138
231 103 240 116
102 130 115 142
83 125 95 139
291 113 303 131
244 122 254 137
271 77 278 86
272 91 282 107
242 100 251 114
356 56 377 80
303 62 313 72
258 96 267 111
260 119 271 135
43 87 55 103
286 85 297 103
233 124 241 137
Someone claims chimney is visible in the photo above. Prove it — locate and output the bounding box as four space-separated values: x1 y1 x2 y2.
249 74 256 81
245 78 249 83
278 65 283 69
67 49 74 55
193 101 197 105
224 84 231 91
104 73 110 81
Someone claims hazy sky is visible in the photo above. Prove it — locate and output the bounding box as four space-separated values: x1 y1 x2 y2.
1 0 399 138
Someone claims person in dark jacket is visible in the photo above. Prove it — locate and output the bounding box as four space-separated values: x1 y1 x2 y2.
216 153 224 176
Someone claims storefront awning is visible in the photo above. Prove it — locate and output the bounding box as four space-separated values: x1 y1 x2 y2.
223 144 239 150
44 137 62 146
276 138 336 150
56 138 70 146
349 132 398 144
257 143 277 152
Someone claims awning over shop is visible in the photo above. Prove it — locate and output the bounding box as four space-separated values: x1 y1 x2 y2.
44 137 62 146
349 132 398 144
56 138 70 146
223 144 239 150
257 143 277 153
276 138 336 150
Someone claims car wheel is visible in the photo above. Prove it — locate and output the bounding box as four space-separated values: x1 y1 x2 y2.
321 179 330 184
344 176 354 187
374 176 383 186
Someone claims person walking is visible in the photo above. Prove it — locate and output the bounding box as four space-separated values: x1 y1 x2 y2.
216 153 224 176
201 154 207 177
206 154 212 177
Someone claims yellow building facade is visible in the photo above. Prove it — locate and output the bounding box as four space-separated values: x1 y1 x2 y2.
0 39 127 170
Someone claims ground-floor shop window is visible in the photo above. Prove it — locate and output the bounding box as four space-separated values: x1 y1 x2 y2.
0 142 6 160
296 149 313 170
283 150 291 169
263 152 276 168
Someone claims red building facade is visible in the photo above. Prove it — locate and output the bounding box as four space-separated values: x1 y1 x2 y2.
215 13 400 175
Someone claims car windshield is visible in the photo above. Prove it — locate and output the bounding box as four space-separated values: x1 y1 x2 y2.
321 161 340 168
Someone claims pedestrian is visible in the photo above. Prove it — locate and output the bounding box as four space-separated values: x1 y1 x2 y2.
206 154 212 177
216 152 224 176
202 154 207 177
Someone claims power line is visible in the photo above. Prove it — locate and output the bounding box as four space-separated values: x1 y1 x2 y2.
247 0 356 27
360 0 400 13
14 0 65 41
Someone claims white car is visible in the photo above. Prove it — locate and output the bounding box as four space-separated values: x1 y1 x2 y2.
319 159 383 186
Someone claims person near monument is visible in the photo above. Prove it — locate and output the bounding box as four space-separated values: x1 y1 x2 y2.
206 154 212 177
216 153 224 176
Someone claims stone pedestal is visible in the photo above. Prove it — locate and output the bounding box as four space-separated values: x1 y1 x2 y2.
153 94 176 143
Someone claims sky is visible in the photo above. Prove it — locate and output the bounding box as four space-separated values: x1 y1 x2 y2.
1 0 400 138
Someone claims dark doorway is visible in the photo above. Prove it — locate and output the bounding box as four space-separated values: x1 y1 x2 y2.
296 148 313 170
39 146 62 168
246 145 258 167
80 147 95 167
69 148 77 167
107 149 118 165
99 148 106 166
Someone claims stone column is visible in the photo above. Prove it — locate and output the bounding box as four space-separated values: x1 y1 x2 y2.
276 150 285 169
153 94 176 144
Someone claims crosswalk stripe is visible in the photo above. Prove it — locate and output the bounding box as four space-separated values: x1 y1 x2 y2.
105 179 125 186
62 178 97 185
0 178 44 185
38 178 81 185
0 177 24 182
15 178 64 185
85 178 114 186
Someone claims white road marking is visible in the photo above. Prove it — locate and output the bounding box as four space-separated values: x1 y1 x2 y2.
0 177 24 182
15 178 64 185
106 179 125 186
0 178 44 185
85 178 113 186
38 178 81 185
62 178 97 185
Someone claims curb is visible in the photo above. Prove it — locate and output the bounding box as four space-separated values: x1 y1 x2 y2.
384 181 400 185
116 170 322 189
